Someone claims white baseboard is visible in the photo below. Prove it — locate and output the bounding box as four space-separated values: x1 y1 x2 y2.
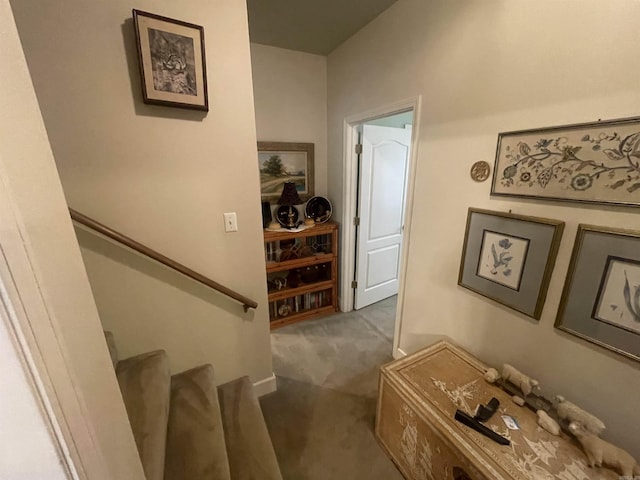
393 348 408 360
253 373 277 397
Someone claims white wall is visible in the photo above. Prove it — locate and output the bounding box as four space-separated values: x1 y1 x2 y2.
0 300 69 480
11 0 274 390
328 0 640 457
1 1 144 477
251 43 328 198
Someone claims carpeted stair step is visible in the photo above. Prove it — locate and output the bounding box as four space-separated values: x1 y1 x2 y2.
217 377 283 480
164 364 231 480
116 350 171 480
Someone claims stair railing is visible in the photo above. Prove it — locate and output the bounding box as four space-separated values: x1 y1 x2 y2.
69 208 258 312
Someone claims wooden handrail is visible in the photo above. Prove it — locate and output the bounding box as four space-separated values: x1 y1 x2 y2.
69 208 258 311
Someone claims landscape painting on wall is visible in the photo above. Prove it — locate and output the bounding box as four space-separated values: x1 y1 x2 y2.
258 142 314 201
491 116 640 207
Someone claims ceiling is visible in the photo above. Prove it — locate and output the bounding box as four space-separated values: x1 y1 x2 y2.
246 0 398 55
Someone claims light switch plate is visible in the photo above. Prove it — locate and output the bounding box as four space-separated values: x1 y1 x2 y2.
223 212 238 232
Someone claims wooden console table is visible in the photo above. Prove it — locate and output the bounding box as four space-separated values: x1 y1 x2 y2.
375 341 616 480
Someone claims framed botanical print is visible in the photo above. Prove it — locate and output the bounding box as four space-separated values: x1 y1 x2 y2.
458 208 564 319
556 224 640 362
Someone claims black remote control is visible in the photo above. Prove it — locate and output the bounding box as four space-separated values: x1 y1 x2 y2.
454 409 510 446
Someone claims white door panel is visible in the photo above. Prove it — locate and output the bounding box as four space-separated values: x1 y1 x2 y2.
355 124 411 309
365 245 400 288
369 142 408 239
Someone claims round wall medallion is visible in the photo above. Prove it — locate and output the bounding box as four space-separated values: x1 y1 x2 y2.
470 161 491 182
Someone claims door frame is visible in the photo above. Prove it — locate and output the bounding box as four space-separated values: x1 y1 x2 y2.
339 96 421 358
0 168 90 479
0 3 144 475
0 248 80 479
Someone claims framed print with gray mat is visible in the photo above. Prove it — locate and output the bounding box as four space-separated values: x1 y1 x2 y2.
458 208 564 319
555 224 640 362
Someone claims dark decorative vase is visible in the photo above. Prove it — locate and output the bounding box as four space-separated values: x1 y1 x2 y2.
261 201 272 228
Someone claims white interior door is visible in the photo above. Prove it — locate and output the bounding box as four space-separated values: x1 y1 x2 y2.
354 124 411 309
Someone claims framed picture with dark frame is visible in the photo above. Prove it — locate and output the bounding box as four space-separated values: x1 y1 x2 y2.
458 208 564 319
258 142 314 201
555 224 640 362
133 9 208 111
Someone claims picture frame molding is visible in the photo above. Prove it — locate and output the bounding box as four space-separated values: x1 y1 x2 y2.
258 141 315 202
490 116 640 207
458 208 565 319
132 9 209 111
555 223 640 362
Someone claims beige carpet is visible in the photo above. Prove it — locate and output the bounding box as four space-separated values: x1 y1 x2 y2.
259 296 403 479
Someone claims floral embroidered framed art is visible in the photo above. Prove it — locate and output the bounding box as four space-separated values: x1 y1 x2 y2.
491 117 640 207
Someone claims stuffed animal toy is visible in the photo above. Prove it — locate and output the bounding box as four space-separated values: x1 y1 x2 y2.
553 396 605 436
569 422 640 477
502 364 539 396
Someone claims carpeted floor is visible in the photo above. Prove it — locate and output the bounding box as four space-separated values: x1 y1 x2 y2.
259 296 404 479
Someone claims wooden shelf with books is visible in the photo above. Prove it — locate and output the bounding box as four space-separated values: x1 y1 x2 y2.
263 222 338 329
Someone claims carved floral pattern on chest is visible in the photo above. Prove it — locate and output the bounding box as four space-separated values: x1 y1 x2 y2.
375 341 617 480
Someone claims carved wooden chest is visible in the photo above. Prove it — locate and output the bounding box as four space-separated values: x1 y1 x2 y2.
375 340 616 480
